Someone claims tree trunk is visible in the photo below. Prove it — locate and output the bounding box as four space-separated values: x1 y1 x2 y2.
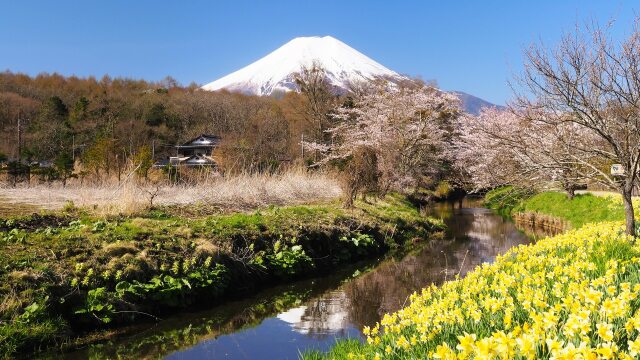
622 181 636 237
343 193 355 208
344 183 358 208
563 181 576 200
566 187 575 200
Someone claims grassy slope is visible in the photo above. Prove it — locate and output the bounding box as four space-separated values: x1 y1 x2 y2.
485 187 633 228
483 186 534 215
513 192 626 228
0 194 443 357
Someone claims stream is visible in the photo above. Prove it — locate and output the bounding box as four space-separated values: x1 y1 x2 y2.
56 198 552 359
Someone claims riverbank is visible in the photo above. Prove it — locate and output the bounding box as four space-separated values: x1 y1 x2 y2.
484 187 637 230
43 198 527 359
0 194 444 358
306 191 640 359
305 221 640 359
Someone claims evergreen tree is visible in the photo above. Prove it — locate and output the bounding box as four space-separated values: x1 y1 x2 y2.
54 152 75 187
144 103 166 127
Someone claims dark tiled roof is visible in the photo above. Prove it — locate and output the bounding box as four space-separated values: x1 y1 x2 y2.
179 134 221 148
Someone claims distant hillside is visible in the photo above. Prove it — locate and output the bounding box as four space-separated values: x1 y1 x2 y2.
454 91 505 115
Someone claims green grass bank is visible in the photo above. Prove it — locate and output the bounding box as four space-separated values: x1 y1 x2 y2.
484 187 636 229
0 194 444 358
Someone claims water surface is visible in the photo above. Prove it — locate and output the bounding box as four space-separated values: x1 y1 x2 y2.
58 198 545 359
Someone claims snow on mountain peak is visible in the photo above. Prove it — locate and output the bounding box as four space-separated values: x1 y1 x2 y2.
201 36 404 96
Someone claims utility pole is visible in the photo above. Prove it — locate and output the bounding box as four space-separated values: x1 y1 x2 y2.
152 139 155 160
301 133 304 159
17 113 22 163
72 135 75 162
129 117 133 155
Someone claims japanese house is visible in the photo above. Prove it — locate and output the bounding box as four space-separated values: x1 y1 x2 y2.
155 134 221 168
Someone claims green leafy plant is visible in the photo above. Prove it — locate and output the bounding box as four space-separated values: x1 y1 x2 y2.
92 221 108 233
341 233 375 247
36 226 59 236
66 220 85 231
2 228 26 243
433 180 453 199
75 287 114 323
340 232 377 256
115 264 229 306
18 297 48 323
267 241 314 277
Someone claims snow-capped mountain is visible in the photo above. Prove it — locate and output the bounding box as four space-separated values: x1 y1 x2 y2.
202 35 503 114
202 36 405 95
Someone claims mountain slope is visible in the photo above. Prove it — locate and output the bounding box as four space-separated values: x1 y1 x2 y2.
454 91 505 115
202 36 503 114
202 36 404 95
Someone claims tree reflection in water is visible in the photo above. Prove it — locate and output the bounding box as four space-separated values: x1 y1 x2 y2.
285 198 542 338
53 199 554 360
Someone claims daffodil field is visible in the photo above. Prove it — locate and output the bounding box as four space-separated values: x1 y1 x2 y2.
305 222 640 359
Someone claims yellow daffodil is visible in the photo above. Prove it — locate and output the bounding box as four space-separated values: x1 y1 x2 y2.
340 222 640 359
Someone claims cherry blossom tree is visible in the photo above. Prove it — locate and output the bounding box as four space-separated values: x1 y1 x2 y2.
455 107 602 199
306 83 460 206
513 21 640 235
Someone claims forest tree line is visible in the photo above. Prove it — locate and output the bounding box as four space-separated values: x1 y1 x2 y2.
0 70 336 182
0 66 459 204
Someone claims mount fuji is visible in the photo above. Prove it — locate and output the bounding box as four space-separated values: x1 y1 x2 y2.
202 36 501 114
202 36 403 96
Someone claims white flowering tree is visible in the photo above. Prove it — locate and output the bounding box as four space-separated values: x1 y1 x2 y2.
512 21 640 236
306 84 459 206
456 107 603 199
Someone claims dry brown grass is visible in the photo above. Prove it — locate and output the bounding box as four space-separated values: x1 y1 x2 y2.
0 168 342 215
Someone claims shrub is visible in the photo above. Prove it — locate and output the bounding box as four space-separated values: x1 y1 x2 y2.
433 181 453 200
267 239 314 277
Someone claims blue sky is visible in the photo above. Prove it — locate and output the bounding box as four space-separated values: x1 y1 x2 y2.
0 1 637 104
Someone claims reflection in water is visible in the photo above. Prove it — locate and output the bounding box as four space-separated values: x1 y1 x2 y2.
291 198 536 338
287 291 351 338
54 199 549 360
